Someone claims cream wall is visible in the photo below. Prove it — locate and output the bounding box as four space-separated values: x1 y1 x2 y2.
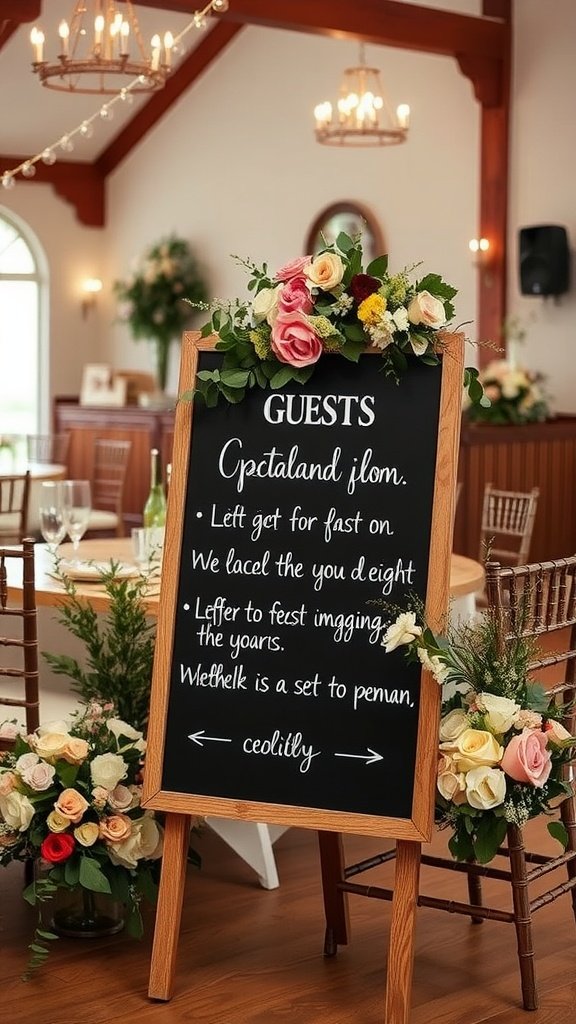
508 0 576 413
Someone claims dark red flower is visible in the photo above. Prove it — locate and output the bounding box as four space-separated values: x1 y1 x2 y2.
349 274 381 304
41 832 75 863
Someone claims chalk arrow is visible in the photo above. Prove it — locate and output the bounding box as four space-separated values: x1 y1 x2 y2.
188 730 232 747
334 748 383 765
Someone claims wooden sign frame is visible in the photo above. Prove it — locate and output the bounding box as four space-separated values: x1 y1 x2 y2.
143 331 464 1014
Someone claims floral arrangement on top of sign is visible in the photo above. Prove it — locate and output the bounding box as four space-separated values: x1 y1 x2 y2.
189 233 489 408
0 703 166 976
382 609 576 864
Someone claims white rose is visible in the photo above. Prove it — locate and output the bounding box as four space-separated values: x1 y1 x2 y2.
15 752 40 774
106 719 146 753
382 612 422 653
0 790 35 832
90 752 128 791
476 692 520 734
37 719 70 736
20 761 56 792
108 784 135 811
33 732 70 762
0 721 19 740
465 765 507 810
417 647 450 685
107 814 163 869
545 719 574 744
439 709 470 744
392 306 409 332
252 286 279 325
407 290 446 329
437 769 466 802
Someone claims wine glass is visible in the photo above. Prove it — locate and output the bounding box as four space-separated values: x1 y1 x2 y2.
62 479 92 558
38 481 66 558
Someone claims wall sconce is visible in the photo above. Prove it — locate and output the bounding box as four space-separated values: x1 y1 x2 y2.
81 277 102 318
469 237 491 266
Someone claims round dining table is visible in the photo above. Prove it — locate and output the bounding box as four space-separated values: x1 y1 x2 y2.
0 461 67 537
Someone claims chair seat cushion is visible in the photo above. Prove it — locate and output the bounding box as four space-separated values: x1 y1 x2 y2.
85 509 119 531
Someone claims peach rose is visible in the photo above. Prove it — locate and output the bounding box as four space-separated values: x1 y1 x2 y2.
0 771 17 796
61 737 89 765
99 814 133 843
452 728 503 772
270 311 323 368
107 814 163 869
465 765 507 810
407 290 446 329
305 252 344 291
74 822 99 847
501 728 552 787
54 788 90 823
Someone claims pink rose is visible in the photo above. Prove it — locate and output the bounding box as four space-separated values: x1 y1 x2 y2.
275 256 312 282
407 290 447 329
270 311 322 368
277 276 313 317
501 728 552 788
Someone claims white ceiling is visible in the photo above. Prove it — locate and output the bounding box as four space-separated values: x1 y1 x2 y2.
0 1 210 166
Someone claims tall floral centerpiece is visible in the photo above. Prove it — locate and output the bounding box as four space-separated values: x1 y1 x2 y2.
114 234 208 393
0 703 165 975
464 359 550 425
191 233 488 408
382 610 576 863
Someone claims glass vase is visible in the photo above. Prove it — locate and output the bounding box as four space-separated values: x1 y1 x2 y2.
40 881 124 939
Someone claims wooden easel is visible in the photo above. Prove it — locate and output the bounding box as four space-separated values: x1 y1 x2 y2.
143 332 464 1021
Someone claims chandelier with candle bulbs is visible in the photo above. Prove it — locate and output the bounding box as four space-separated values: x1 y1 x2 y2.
29 0 228 95
314 44 410 147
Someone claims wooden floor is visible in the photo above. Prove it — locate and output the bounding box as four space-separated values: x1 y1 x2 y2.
1 819 575 1024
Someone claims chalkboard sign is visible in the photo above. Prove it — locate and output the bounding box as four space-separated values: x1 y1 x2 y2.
143 333 463 841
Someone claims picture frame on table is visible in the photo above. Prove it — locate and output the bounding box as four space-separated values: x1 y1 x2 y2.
80 364 127 407
304 201 385 263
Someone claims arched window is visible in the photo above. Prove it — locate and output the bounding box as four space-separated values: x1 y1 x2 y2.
0 210 46 444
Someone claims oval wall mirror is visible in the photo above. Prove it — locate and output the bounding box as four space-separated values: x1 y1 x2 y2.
304 201 385 263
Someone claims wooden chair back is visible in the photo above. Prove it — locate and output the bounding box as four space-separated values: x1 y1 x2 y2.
0 471 30 543
91 439 132 537
479 483 539 566
318 556 576 1013
0 538 39 749
26 433 70 466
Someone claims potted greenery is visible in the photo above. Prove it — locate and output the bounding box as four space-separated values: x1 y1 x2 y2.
43 568 154 734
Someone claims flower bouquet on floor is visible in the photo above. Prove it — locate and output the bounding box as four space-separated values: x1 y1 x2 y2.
191 233 487 407
382 609 576 863
0 702 166 976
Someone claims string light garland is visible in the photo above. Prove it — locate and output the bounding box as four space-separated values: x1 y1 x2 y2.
1 0 229 191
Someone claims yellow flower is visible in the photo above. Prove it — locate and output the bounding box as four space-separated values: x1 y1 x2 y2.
46 810 71 833
357 293 387 327
74 822 99 847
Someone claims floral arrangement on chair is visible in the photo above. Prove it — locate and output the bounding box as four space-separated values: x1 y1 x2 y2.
382 610 576 863
0 702 168 975
191 233 487 407
464 358 550 425
114 234 208 392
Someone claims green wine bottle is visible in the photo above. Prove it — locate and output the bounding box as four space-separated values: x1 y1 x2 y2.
143 448 167 528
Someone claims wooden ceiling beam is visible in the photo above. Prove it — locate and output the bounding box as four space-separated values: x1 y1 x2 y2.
0 155 105 227
137 0 506 59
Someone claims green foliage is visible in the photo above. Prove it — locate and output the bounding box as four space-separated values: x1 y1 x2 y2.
43 565 155 733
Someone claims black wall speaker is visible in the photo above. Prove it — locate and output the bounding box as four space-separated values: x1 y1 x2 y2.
519 225 570 296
